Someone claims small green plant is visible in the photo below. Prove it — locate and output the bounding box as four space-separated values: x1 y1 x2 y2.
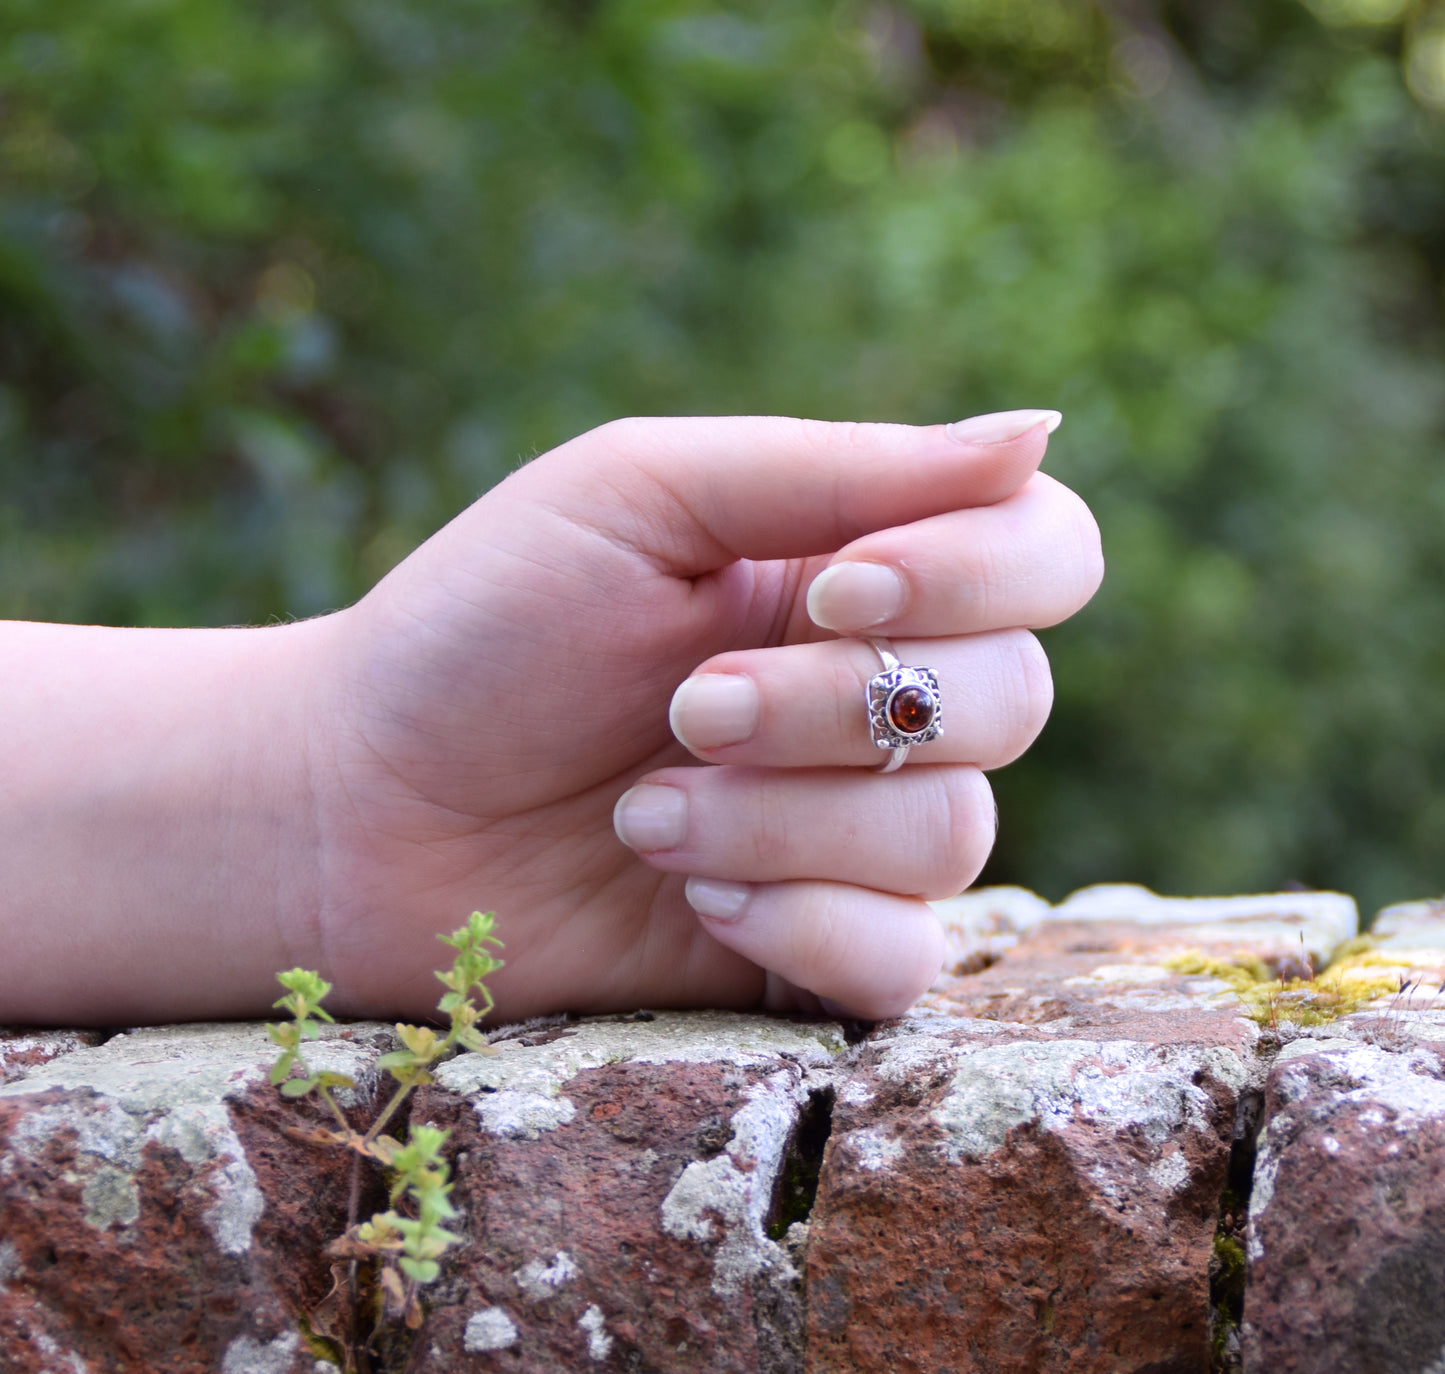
267 911 503 1368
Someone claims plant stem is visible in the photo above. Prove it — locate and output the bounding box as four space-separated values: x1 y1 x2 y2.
346 1149 362 1362
364 1027 463 1146
364 1068 426 1147
317 1083 354 1137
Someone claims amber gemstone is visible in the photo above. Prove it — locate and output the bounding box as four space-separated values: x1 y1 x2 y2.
887 685 935 735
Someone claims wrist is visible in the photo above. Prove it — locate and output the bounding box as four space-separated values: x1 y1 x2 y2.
0 618 330 1024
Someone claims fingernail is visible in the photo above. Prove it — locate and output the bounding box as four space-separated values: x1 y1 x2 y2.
946 409 1062 445
669 674 760 752
613 784 689 852
685 876 753 923
806 562 907 632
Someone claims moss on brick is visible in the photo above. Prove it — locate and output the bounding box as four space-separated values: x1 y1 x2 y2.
1163 951 1400 1027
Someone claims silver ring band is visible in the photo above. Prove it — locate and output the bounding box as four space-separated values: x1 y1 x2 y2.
865 637 943 773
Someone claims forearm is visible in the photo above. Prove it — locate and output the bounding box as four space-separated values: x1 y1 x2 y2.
0 619 326 1025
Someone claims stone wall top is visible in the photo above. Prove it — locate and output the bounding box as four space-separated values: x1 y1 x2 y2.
1 883 1442 1374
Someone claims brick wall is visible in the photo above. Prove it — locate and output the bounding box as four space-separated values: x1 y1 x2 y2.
2 885 1442 1373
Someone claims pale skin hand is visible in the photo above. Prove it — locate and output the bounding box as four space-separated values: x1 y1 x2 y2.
0 413 1102 1028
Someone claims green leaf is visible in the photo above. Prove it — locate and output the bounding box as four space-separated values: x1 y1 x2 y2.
314 1071 357 1090
280 1077 317 1097
368 1135 404 1166
396 1023 440 1058
376 1050 421 1075
358 1211 403 1245
417 1196 458 1225
276 968 333 1002
398 1256 440 1284
407 1123 450 1155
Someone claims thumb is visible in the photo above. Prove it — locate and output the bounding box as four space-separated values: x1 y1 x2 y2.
511 410 1060 577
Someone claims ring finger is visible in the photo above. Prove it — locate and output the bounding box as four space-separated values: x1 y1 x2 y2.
668 630 1051 770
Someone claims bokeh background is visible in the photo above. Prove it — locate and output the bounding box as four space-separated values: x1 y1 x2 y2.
2 0 1443 915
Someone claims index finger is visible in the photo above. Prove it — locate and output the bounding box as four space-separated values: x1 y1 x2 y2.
528 409 1062 577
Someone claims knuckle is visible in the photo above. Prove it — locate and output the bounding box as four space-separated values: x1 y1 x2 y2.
1019 475 1106 623
999 630 1053 764
833 646 874 728
927 767 995 898
799 417 904 457
748 801 793 871
965 536 1012 627
884 912 948 1014
851 944 944 1021
1068 496 1106 604
791 417 856 465
1045 479 1105 608
796 419 917 542
588 414 648 452
793 885 854 987
580 416 672 479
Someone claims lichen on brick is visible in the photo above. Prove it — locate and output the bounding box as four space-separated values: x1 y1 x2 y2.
219 1331 299 1374
841 1124 904 1173
660 1068 808 1295
438 1010 845 1142
514 1249 580 1301
81 1161 140 1231
915 1038 1247 1164
464 1306 520 1352
578 1304 613 1360
1246 1041 1445 1265
0 1021 384 1256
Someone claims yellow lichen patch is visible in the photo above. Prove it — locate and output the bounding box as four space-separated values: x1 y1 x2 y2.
1162 949 1402 1026
1161 951 1272 990
1326 948 1445 977
1318 948 1445 1014
1327 934 1377 964
1239 975 1398 1026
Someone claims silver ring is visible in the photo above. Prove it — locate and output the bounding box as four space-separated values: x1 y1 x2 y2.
865 637 944 773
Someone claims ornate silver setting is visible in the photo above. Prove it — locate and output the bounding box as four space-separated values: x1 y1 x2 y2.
865 638 943 773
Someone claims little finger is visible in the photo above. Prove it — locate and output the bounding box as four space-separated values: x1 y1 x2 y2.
684 877 946 1021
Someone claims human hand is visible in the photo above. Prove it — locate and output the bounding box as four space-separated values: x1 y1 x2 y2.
310 412 1102 1023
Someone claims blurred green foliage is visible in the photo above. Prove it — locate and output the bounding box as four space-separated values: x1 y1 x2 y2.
3 0 1444 914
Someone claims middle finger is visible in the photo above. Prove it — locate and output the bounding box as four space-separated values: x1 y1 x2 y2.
804 472 1104 638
